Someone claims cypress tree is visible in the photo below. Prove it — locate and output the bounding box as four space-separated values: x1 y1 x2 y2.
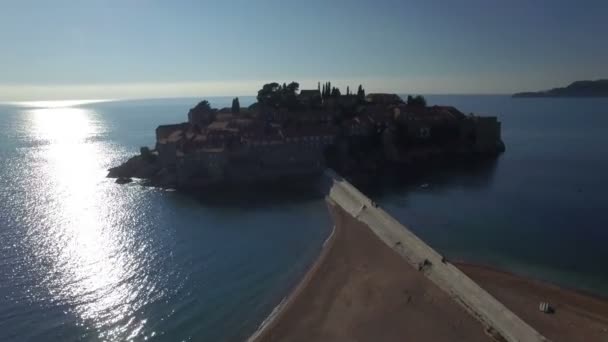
232 97 240 113
357 84 365 102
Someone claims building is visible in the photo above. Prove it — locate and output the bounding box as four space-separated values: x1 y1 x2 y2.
469 116 502 153
156 107 341 187
323 95 359 110
155 123 189 143
188 109 215 127
365 93 404 105
342 115 375 138
298 90 322 108
151 90 503 188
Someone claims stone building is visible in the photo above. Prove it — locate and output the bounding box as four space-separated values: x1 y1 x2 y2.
365 93 404 105
298 90 322 108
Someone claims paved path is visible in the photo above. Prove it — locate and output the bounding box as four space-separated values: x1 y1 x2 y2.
325 170 548 342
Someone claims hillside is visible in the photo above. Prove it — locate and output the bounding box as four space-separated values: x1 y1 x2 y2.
513 79 608 98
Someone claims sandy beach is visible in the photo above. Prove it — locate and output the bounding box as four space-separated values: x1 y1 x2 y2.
458 263 608 342
252 201 608 342
253 202 491 341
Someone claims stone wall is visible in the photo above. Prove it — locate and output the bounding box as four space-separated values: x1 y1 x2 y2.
473 117 502 153
156 123 189 142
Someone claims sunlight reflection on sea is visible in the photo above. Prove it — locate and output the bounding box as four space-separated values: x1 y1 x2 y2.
15 103 165 340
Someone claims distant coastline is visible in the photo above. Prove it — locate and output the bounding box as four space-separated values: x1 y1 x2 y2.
513 79 608 98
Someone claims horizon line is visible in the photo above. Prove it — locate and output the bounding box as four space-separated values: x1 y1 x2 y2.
2 93 515 106
0 78 530 102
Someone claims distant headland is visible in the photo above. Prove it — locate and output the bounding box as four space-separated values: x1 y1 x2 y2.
108 81 505 189
513 79 608 98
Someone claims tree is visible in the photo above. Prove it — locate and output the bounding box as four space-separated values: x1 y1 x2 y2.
357 85 365 102
407 95 427 107
257 82 281 106
192 100 211 112
286 81 299 94
284 82 300 109
248 102 259 111
331 87 341 97
415 95 427 106
347 86 350 95
232 97 240 113
256 81 303 108
188 100 214 125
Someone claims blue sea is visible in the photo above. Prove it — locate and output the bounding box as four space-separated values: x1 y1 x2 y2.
1 95 607 341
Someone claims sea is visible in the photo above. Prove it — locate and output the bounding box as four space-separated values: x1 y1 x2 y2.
1 95 607 341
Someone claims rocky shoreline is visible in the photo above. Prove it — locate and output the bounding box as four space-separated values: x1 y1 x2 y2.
108 148 172 186
107 143 504 189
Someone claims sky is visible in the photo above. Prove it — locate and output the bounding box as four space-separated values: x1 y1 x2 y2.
1 0 607 101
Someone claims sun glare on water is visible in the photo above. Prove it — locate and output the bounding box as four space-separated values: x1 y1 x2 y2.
14 99 112 109
24 102 153 340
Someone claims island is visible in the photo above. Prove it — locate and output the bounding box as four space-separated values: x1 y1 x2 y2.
108 81 505 188
513 79 608 98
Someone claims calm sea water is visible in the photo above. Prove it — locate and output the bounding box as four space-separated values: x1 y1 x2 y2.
0 97 330 341
379 95 608 296
1 95 607 341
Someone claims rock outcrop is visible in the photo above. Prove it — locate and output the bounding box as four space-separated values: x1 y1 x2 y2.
107 149 174 186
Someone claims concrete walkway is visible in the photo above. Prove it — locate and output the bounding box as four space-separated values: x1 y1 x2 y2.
325 170 548 342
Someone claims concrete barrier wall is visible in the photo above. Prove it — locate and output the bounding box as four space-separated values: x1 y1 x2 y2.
325 170 548 342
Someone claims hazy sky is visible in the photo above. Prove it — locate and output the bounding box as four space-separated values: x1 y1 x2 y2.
1 0 607 100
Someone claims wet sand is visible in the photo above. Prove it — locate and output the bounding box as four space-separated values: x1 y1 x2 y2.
252 202 608 342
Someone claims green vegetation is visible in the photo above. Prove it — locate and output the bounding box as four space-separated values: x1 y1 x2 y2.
357 85 365 103
255 81 367 108
231 97 240 113
257 82 300 108
407 95 426 107
192 100 211 112
322 82 331 99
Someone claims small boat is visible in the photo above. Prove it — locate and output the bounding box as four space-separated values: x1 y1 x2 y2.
420 183 429 189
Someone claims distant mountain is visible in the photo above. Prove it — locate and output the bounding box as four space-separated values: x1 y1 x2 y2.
513 79 608 98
